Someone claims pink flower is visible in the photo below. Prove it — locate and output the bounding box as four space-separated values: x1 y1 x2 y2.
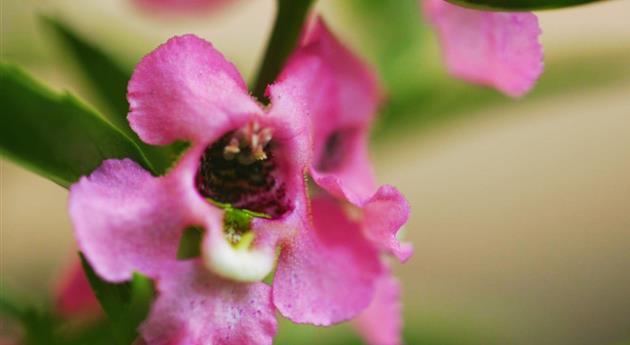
69 33 311 344
275 19 411 343
423 0 544 97
69 20 411 344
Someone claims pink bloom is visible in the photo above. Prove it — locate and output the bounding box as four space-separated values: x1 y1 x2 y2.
55 258 100 318
69 33 312 344
69 21 411 343
272 19 411 342
289 19 413 263
423 0 544 97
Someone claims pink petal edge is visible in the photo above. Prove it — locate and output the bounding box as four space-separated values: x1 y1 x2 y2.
141 261 277 345
423 0 543 97
272 196 383 325
128 34 262 145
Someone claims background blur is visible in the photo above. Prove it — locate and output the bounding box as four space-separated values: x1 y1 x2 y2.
2 0 629 344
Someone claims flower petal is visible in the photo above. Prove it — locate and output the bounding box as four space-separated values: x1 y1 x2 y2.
283 18 382 198
273 196 382 325
69 159 197 282
141 261 277 345
300 18 382 140
128 34 262 145
352 269 403 345
363 186 413 262
423 0 543 97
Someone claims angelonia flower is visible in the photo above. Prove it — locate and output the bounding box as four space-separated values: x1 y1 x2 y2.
69 17 410 345
422 0 544 97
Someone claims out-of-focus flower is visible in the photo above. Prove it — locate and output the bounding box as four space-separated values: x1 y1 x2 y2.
423 0 544 97
54 258 100 318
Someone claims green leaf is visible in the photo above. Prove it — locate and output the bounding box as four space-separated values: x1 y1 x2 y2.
177 226 203 260
374 48 630 140
79 254 153 345
444 0 605 11
40 16 177 173
0 293 65 345
0 63 154 187
40 16 132 130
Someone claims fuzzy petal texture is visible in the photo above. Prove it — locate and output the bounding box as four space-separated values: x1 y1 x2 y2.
280 18 412 262
128 34 262 145
363 186 413 262
423 0 543 97
273 196 382 325
69 159 198 282
353 269 403 345
141 261 276 345
292 19 382 200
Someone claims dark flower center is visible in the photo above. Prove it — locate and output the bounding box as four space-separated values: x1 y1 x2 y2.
196 122 292 219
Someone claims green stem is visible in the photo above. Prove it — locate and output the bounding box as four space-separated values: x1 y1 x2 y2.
252 0 315 102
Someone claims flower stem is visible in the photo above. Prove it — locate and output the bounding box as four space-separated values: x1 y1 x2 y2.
252 0 314 102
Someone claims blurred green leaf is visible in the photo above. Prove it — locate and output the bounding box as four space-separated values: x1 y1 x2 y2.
41 16 177 173
80 254 153 345
0 293 62 345
342 0 428 96
40 16 131 130
445 0 605 11
374 47 630 140
0 63 153 187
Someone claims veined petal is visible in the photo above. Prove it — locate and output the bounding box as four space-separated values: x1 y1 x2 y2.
141 261 276 345
128 34 262 145
69 159 196 282
352 269 403 345
273 196 382 325
423 0 543 97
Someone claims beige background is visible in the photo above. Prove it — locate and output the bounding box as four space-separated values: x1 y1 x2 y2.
2 1 630 344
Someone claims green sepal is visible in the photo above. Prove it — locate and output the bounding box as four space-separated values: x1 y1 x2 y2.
79 254 154 345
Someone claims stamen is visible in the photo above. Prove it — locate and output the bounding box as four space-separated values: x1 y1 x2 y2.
223 137 241 160
196 120 293 218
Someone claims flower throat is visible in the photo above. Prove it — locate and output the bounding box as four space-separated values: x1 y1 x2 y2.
196 121 291 219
